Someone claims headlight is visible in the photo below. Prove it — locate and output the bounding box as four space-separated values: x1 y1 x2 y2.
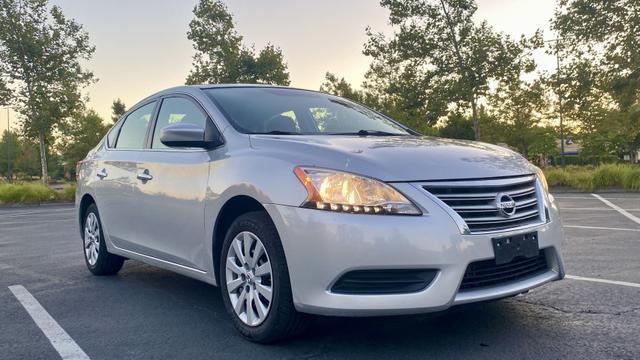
293 167 422 215
533 166 548 192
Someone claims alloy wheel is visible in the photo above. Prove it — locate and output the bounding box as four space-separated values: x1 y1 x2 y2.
225 231 273 327
84 212 100 266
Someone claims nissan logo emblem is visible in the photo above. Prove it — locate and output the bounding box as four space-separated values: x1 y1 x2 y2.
495 192 517 217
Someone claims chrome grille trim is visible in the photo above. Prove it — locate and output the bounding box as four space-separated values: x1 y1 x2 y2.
419 175 544 234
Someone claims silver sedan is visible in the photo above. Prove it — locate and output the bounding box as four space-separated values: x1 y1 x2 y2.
76 85 565 342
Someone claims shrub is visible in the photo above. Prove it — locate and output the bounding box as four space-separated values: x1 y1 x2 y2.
0 182 58 204
0 182 76 204
544 164 640 192
58 184 76 202
544 167 569 187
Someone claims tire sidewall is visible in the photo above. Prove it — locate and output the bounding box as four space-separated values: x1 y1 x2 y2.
219 212 289 341
82 204 108 273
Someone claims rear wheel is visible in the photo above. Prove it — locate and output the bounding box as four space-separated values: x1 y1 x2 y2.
83 204 125 275
219 211 307 343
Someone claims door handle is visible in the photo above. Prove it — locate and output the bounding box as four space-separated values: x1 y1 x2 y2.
137 169 153 182
97 168 108 179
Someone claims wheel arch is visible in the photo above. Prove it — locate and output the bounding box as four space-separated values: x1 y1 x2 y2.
78 193 96 235
212 195 270 284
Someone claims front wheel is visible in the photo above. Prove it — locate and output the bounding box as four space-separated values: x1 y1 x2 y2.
219 211 307 343
82 204 125 275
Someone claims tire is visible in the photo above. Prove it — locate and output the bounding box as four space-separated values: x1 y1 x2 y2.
82 203 125 276
219 211 307 343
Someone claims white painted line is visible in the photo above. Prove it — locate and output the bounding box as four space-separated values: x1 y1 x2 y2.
1 210 75 217
591 193 640 225
0 219 74 226
564 225 640 232
8 285 90 360
559 207 616 211
553 196 635 200
566 275 640 289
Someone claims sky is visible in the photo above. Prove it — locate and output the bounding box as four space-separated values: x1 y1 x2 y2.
1 0 558 132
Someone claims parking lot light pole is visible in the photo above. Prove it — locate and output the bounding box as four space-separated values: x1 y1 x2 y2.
6 108 11 182
556 45 566 168
545 38 567 168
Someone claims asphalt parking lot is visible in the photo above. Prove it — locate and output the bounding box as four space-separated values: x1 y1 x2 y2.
1 193 639 359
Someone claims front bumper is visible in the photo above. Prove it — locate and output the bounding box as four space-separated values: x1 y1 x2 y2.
264 183 565 316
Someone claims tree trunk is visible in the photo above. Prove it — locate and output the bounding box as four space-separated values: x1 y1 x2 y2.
471 95 480 140
38 130 49 184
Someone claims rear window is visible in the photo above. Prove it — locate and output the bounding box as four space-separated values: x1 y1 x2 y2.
204 87 409 136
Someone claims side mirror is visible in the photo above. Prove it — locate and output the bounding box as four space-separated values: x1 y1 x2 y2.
159 122 223 149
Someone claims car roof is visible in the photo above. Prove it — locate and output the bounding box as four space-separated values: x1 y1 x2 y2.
136 84 323 104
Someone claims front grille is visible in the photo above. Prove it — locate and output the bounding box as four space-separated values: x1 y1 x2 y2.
460 251 548 291
331 269 438 295
422 175 542 233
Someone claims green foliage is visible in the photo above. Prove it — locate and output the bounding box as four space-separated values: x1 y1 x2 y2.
58 183 76 202
186 0 289 85
0 181 57 204
544 164 640 191
363 0 541 139
57 110 108 179
553 0 640 161
0 129 19 178
0 0 96 183
0 129 42 179
111 98 127 123
0 77 10 105
439 113 474 140
488 80 550 157
0 181 76 204
319 73 366 103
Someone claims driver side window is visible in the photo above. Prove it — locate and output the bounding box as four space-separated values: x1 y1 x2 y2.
152 97 208 149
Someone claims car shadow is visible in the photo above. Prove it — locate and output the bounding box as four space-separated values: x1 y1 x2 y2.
85 260 569 359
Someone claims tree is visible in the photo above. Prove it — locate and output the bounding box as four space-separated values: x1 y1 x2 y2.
0 77 10 105
186 0 290 85
111 98 126 123
319 72 366 103
553 0 640 162
0 0 95 183
364 0 541 139
489 80 547 157
439 113 474 140
58 109 108 178
0 129 19 179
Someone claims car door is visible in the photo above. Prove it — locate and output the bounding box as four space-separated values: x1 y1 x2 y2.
93 100 158 251
129 95 216 271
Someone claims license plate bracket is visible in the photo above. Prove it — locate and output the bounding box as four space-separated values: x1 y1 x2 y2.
491 232 539 265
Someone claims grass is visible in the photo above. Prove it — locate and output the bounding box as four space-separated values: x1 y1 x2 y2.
544 164 640 192
0 182 76 205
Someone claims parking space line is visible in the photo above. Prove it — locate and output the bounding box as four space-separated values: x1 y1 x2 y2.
0 219 74 226
553 196 634 200
8 285 90 360
563 225 640 232
559 207 617 211
591 194 640 225
0 210 75 218
566 275 640 289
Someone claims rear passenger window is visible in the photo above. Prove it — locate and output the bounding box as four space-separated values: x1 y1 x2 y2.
115 102 156 149
152 97 208 149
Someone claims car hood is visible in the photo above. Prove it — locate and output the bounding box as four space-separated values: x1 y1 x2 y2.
249 135 534 182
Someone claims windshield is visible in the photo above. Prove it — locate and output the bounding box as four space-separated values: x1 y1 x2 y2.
204 87 411 136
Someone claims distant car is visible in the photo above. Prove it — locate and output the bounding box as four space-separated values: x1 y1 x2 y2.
76 85 565 342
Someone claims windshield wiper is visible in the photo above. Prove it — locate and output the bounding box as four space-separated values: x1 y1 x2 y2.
261 130 302 135
330 130 407 136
